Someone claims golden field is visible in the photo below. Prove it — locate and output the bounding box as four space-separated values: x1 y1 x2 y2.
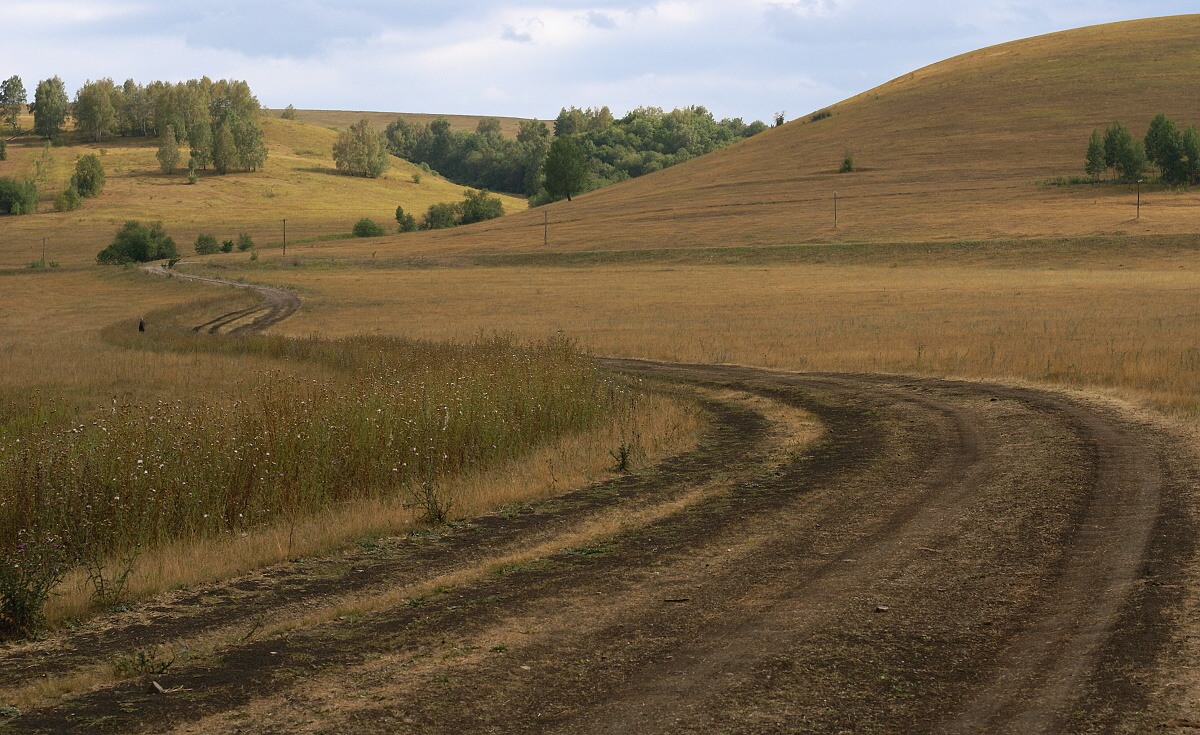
4 14 1200 627
0 114 526 269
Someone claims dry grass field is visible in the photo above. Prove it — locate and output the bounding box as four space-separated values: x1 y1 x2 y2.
0 115 525 269
268 109 541 138
3 13 1200 639
301 14 1200 257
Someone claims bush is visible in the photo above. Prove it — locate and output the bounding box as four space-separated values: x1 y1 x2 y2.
0 177 37 215
0 140 6 160
53 185 82 212
395 205 418 232
97 221 178 264
811 110 832 122
281 104 298 120
459 189 504 225
220 239 234 253
195 233 219 255
839 155 854 173
72 153 105 197
353 217 386 237
236 233 253 251
0 532 74 636
421 202 461 230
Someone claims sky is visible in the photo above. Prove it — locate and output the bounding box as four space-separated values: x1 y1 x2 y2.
1 1 1195 123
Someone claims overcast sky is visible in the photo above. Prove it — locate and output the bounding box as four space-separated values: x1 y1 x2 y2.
2 1 1194 122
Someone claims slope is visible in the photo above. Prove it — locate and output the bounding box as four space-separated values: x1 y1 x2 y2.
0 116 526 268
365 14 1200 256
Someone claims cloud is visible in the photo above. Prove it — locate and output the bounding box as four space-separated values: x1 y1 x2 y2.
583 11 618 29
3 0 1197 124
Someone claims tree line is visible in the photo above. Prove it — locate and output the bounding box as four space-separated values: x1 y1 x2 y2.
383 105 767 203
1 74 266 174
1085 113 1200 185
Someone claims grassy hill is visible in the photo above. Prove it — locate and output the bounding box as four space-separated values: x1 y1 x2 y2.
269 109 542 138
360 14 1200 256
0 115 526 268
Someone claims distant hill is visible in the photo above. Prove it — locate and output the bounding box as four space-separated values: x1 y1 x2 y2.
266 110 544 139
0 115 526 268
388 14 1200 254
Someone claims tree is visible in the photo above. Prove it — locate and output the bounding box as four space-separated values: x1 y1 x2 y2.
157 125 181 173
1144 113 1180 174
421 202 461 230
774 111 786 127
459 189 504 224
333 118 390 178
236 233 253 251
1103 122 1145 182
74 79 118 142
72 154 105 197
543 136 589 202
395 205 418 232
1182 126 1200 185
194 233 220 254
281 104 298 120
352 217 385 237
32 77 69 138
190 122 213 170
97 221 178 264
1084 129 1106 179
0 75 27 131
212 119 238 174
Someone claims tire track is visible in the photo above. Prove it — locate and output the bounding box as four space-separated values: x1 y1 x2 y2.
8 274 1187 734
143 264 299 334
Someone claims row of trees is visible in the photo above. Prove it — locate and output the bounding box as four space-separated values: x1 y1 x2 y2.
1085 114 1200 184
384 105 767 202
2 74 266 174
394 189 506 232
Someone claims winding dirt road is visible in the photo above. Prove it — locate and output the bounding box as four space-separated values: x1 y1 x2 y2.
144 264 300 334
1 274 1193 734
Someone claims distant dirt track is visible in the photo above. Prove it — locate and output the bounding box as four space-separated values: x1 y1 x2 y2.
4 276 1190 733
144 264 300 334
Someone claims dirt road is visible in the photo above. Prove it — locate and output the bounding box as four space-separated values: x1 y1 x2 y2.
2 349 1192 733
143 264 300 334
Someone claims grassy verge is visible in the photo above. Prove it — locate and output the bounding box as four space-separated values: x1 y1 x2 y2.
0 309 685 635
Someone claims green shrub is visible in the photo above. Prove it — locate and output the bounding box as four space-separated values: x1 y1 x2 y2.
0 140 6 161
96 221 178 264
839 155 854 173
353 217 385 237
421 202 461 230
53 185 82 212
220 239 234 253
72 153 105 197
395 205 418 232
0 177 37 215
459 189 504 225
236 233 253 251
811 110 832 122
194 233 219 255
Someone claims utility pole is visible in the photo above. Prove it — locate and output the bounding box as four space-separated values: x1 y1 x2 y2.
834 191 838 229
282 218 287 256
41 237 46 266
543 210 548 247
1136 180 1142 220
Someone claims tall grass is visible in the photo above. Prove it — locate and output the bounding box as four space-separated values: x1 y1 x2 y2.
0 330 626 633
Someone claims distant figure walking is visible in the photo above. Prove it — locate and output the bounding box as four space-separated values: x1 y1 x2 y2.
138 317 145 332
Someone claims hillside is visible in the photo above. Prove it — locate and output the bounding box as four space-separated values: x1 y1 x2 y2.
358 14 1200 256
269 109 542 138
0 115 526 268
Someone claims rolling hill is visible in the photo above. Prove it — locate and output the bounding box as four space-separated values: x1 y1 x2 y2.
0 115 526 269
364 14 1200 256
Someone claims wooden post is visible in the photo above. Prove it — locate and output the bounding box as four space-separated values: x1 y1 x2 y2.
282 219 287 256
